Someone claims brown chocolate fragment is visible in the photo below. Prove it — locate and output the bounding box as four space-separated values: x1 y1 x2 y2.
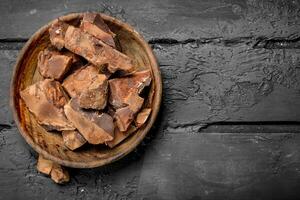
62 65 108 109
64 26 134 74
62 50 82 65
20 79 74 131
50 163 70 184
78 73 108 110
38 48 73 80
135 108 152 127
62 65 99 98
80 13 116 48
125 92 144 113
110 86 144 112
62 130 87 150
109 70 151 111
36 154 54 175
49 20 68 50
106 125 138 148
114 106 135 132
64 99 114 144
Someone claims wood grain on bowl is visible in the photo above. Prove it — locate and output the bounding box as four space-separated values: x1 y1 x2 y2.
10 13 162 168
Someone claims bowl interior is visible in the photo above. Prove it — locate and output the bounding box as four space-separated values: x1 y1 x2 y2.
11 13 161 168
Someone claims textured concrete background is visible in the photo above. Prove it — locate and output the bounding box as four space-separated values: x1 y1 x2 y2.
0 0 300 199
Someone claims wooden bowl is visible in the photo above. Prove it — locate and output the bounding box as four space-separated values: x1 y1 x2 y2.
10 13 162 168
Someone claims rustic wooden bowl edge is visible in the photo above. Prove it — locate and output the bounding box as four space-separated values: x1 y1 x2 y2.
10 12 162 168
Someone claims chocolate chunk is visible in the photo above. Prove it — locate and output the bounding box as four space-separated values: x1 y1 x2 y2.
62 50 82 65
114 106 135 132
38 48 73 80
80 13 116 48
36 154 54 175
78 73 108 110
125 92 144 113
62 130 87 150
64 99 114 144
64 26 134 74
20 79 74 131
49 20 68 50
50 163 70 184
135 108 152 127
110 86 144 113
62 65 108 110
106 125 138 148
62 65 100 98
109 70 151 111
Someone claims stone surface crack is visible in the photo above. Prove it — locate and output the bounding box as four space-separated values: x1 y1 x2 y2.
0 36 299 49
148 37 254 47
253 37 300 49
149 36 300 49
0 38 28 43
0 124 12 131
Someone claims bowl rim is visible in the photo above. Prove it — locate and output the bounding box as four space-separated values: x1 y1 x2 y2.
10 12 162 168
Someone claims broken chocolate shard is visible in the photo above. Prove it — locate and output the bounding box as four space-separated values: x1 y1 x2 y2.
109 70 152 96
37 154 54 175
62 64 108 110
62 49 83 65
49 20 68 50
135 108 152 127
62 65 100 98
20 79 74 131
38 48 73 80
81 12 116 48
62 130 87 150
64 98 114 144
50 163 70 184
64 26 134 74
78 73 108 110
114 106 135 132
106 125 138 148
109 70 151 112
125 92 144 113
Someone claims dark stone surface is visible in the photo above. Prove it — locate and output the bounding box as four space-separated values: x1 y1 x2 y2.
0 125 300 200
0 50 18 127
154 44 300 127
0 0 300 199
0 0 299 40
